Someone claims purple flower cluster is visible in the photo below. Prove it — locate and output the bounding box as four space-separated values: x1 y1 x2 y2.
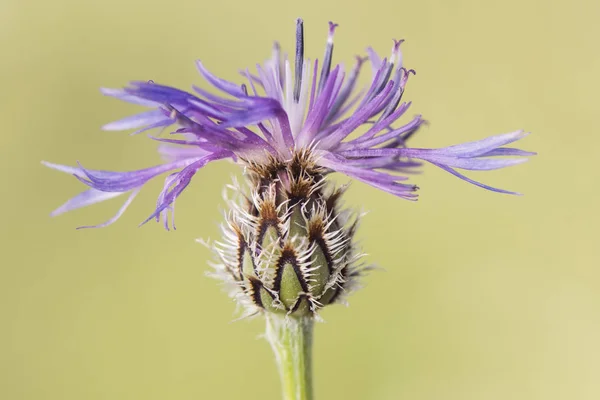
44 19 534 229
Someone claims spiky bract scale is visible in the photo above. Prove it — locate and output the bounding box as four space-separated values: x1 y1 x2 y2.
212 151 364 317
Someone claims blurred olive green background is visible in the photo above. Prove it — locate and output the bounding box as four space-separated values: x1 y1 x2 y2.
1 0 599 399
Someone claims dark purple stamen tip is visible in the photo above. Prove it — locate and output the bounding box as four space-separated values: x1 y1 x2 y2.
402 68 416 76
355 55 367 66
392 39 405 51
328 21 339 35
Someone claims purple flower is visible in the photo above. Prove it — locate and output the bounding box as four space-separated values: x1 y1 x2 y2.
44 19 534 229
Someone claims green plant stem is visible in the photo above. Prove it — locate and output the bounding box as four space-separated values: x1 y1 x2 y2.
266 314 314 400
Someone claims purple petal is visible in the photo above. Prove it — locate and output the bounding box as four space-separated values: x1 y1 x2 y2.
430 162 522 195
346 114 422 149
218 99 285 129
480 148 537 157
196 60 246 97
139 156 212 226
76 188 142 229
49 188 124 217
100 88 159 107
366 47 382 75
149 136 223 152
157 143 212 161
416 155 529 171
102 109 170 131
359 58 392 107
301 66 341 136
349 102 412 144
43 161 89 177
125 82 199 106
320 154 417 199
72 158 205 192
318 80 395 148
427 130 529 158
130 118 175 135
325 56 366 124
155 173 179 230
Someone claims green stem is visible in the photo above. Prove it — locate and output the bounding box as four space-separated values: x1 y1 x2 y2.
266 314 314 400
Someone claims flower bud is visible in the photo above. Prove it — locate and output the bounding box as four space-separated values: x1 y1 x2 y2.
212 151 365 317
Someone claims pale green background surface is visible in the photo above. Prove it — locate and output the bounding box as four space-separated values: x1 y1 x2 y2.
1 0 598 399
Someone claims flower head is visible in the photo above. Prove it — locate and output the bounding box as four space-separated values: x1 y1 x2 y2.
43 19 535 317
44 19 533 230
